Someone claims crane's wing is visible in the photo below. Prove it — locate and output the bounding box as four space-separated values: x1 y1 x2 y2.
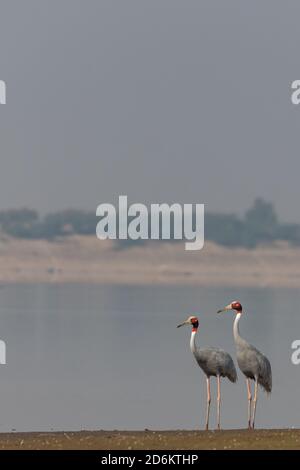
195 347 237 383
237 343 272 393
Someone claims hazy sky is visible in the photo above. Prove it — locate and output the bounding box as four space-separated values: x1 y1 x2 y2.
0 1 299 220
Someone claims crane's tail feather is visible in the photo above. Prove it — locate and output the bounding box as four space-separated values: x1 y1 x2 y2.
259 377 272 394
228 369 238 383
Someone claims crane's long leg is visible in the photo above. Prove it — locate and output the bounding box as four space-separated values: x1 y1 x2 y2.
217 375 221 430
251 378 259 429
205 377 211 431
246 378 252 430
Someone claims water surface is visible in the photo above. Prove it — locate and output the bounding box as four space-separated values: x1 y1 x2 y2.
0 284 298 431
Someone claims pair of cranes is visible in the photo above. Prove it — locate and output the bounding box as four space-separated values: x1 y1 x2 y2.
177 301 272 430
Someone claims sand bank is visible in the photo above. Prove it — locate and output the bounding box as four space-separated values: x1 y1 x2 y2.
0 235 298 287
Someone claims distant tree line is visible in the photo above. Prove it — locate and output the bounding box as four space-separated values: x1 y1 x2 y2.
205 199 300 248
0 199 299 248
0 209 96 240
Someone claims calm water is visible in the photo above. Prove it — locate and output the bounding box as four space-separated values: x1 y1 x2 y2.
0 283 298 431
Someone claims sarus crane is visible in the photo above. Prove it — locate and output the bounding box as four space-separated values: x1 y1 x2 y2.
177 316 237 430
217 301 272 429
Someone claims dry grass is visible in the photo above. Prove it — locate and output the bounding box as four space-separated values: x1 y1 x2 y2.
0 429 299 450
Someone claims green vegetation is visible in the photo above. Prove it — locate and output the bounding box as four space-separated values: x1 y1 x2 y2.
0 199 299 248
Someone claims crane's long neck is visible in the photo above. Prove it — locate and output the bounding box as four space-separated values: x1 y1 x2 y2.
190 328 198 357
233 312 243 346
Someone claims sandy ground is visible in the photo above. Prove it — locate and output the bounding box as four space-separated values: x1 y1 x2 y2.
0 235 299 288
0 429 299 450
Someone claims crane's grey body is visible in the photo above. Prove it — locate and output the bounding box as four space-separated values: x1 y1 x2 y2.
233 313 272 394
235 336 272 393
194 346 237 383
180 320 237 430
177 316 237 429
217 302 272 429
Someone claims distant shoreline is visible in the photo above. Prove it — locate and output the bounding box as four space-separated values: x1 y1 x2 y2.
0 235 299 288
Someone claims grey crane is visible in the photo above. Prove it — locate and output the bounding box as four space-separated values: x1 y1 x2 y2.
177 316 237 430
217 301 272 429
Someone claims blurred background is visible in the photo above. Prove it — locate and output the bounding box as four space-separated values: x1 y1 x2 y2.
0 1 299 431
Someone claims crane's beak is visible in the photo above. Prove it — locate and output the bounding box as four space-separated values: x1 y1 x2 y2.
217 304 232 314
177 320 189 328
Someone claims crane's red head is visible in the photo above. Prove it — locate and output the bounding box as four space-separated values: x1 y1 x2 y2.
177 316 199 331
231 301 243 313
217 301 243 314
190 316 199 330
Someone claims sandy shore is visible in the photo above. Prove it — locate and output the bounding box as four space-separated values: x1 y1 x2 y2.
0 429 299 450
0 235 299 287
